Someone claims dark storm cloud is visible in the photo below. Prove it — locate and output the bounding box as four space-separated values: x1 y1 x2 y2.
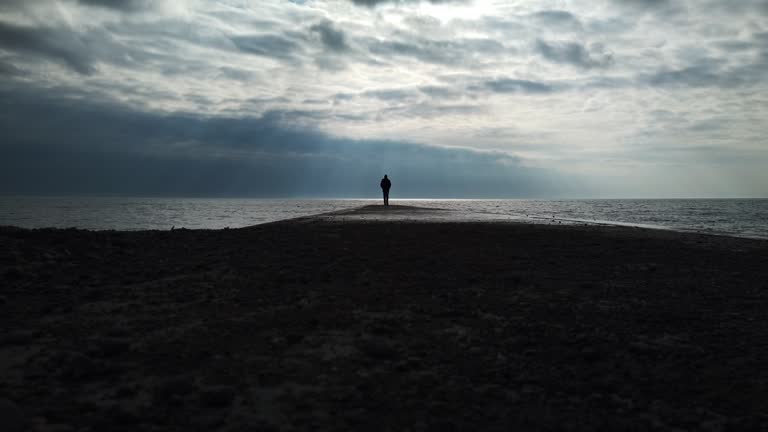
0 21 96 74
310 21 349 52
535 39 613 69
0 83 572 198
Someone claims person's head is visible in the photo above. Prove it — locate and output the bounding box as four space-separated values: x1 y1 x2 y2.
384 174 388 179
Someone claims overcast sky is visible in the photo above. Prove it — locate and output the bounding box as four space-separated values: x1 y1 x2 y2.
1 0 766 197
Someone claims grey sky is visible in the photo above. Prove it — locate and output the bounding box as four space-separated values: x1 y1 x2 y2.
0 0 766 197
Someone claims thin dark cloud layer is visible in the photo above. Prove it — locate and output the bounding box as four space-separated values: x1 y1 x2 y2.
0 59 23 76
349 0 466 7
532 10 582 31
0 84 572 197
615 0 670 6
230 34 302 60
535 39 613 69
366 36 506 66
478 78 554 94
0 21 95 74
76 0 153 12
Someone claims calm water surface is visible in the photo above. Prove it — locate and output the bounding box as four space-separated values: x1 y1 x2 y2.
0 197 766 239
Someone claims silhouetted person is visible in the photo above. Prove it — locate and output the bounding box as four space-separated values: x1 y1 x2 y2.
380 175 391 206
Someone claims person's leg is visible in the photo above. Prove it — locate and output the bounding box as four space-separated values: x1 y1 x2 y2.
384 190 389 206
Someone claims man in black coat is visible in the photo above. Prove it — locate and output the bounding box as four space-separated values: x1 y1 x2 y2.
380 175 391 206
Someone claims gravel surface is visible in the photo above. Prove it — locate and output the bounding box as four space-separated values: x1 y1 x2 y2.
1 205 768 431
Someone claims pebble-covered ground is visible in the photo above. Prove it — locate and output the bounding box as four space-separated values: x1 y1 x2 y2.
1 205 768 431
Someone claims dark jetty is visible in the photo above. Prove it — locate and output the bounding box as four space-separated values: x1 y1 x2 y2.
2 205 768 431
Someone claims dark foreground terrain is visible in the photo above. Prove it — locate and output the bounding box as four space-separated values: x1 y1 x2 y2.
1 205 768 431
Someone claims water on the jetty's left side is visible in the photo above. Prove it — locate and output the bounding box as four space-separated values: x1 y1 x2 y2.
0 197 373 230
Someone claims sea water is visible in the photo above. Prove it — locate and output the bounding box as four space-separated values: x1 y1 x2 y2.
0 196 766 239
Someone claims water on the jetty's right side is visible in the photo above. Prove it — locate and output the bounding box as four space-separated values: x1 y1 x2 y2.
0 197 767 239
410 198 768 239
